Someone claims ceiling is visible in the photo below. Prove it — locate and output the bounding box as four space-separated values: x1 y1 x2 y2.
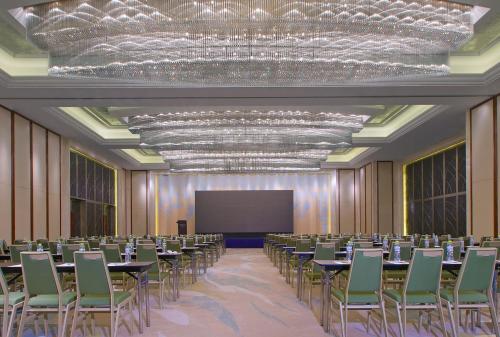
0 0 498 171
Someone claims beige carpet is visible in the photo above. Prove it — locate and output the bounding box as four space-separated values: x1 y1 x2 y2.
20 248 497 336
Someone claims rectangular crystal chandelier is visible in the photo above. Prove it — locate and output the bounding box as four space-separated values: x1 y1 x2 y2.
24 0 473 86
127 109 366 172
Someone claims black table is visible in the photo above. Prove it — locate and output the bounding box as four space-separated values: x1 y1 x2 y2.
0 261 153 334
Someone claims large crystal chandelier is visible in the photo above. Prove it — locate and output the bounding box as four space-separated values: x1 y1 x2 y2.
127 110 366 172
24 0 473 86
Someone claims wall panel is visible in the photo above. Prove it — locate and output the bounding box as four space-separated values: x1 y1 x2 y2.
0 108 12 243
47 132 61 239
377 161 394 234
338 170 355 233
470 99 495 239
32 124 47 239
14 115 31 241
131 171 148 235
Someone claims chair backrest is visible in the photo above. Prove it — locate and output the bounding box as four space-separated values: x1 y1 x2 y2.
185 238 194 247
295 239 311 252
0 268 7 296
166 240 181 252
353 241 373 249
313 243 336 273
48 241 58 255
441 241 461 260
346 249 383 295
481 240 500 259
456 248 497 293
36 239 49 249
75 241 91 251
418 236 431 248
405 249 443 294
118 242 127 254
389 241 412 260
286 237 297 248
20 252 60 297
74 251 112 299
136 244 160 275
100 244 122 263
62 244 81 263
10 245 29 263
88 239 100 250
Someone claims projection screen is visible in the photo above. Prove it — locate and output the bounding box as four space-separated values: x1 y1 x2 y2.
195 190 293 233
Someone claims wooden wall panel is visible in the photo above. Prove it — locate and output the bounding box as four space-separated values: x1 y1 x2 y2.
60 137 71 238
359 167 366 233
14 115 31 241
48 132 61 240
365 163 373 234
0 108 12 243
377 161 394 234
131 171 148 235
338 169 355 234
32 124 47 240
470 99 495 239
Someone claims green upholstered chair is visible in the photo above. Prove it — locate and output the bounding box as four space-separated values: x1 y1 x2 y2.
289 239 311 287
48 241 59 255
353 241 373 249
36 238 49 250
384 241 413 285
304 242 336 307
441 241 462 285
481 240 500 259
62 244 81 263
88 239 100 250
18 251 76 337
440 248 499 337
71 251 133 337
384 249 446 337
136 244 170 309
100 244 129 288
0 268 24 337
9 245 29 263
330 249 388 337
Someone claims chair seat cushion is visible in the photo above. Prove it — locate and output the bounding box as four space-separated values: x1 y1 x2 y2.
0 292 24 306
440 289 488 303
28 292 76 307
331 288 380 304
80 291 131 307
384 289 437 304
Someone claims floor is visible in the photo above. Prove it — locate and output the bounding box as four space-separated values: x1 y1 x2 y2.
20 249 497 337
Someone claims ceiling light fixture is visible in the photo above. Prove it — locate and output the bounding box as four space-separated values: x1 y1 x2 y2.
127 109 365 172
24 0 473 86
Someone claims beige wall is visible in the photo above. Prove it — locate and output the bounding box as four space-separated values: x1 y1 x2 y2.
377 161 394 234
338 169 356 233
131 171 148 235
0 106 66 244
467 96 498 238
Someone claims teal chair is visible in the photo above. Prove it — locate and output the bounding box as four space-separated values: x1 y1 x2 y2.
330 249 388 337
71 251 133 337
384 241 413 285
137 244 170 309
304 242 336 307
440 248 500 337
62 244 81 263
0 268 24 337
18 251 77 337
384 249 446 337
9 245 29 263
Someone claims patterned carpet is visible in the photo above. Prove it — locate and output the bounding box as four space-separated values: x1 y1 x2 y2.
19 248 497 336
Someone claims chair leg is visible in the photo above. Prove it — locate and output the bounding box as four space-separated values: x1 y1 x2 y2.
338 302 345 337
402 304 407 337
62 305 73 337
308 281 313 309
113 308 121 337
395 303 404 337
56 308 63 337
70 301 80 337
366 310 371 333
488 294 500 337
417 311 423 333
344 305 348 337
2 305 9 337
110 310 115 337
437 300 448 337
380 299 389 337
160 282 164 310
445 301 458 337
16 304 28 337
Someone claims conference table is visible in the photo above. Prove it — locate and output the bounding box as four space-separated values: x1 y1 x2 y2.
0 261 154 334
313 259 500 333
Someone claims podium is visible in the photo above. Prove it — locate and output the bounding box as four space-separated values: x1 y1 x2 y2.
177 220 187 235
